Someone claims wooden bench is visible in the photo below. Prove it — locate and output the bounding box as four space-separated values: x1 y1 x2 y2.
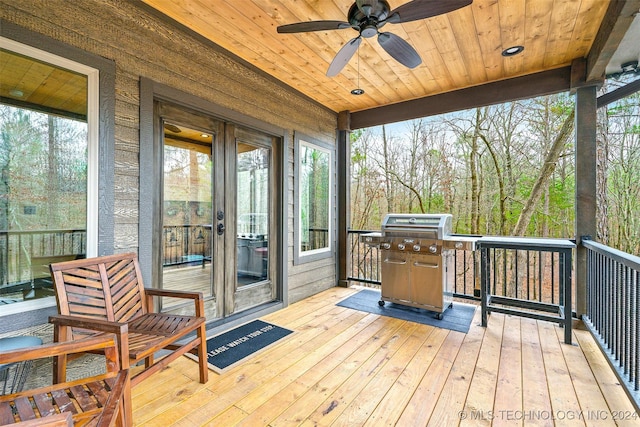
0 334 129 426
48 253 209 423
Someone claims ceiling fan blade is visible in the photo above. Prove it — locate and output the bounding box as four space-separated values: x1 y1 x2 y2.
356 0 380 17
327 37 362 77
277 21 351 33
377 32 422 68
386 0 472 24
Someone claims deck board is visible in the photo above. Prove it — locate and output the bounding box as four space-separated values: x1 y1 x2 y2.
493 315 523 427
133 286 638 426
520 317 554 427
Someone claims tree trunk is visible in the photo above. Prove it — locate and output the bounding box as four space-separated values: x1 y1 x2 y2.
382 125 393 213
47 116 58 227
596 85 609 244
470 110 481 234
512 109 575 236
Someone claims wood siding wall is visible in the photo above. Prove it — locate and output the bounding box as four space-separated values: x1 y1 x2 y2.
0 0 338 305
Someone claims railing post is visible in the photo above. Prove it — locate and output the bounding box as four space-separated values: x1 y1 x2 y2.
480 245 489 327
562 247 572 344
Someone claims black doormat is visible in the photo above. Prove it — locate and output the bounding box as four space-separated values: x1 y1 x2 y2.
195 320 293 373
337 289 476 333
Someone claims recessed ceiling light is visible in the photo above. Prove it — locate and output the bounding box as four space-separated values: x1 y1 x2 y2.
351 88 365 95
10 89 24 97
201 133 209 138
502 46 524 57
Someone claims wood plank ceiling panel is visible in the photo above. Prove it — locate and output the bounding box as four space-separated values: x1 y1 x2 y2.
141 0 611 114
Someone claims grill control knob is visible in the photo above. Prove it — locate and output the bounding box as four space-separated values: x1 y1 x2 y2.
429 244 438 253
381 243 391 250
413 244 421 252
397 243 406 251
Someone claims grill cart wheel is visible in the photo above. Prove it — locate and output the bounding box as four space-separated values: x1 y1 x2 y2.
378 300 385 307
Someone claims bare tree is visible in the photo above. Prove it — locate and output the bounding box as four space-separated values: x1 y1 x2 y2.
596 84 609 244
512 109 575 236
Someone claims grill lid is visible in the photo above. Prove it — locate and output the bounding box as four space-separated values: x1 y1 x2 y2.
381 213 452 239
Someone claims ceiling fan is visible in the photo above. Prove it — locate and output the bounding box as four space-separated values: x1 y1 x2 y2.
277 0 472 77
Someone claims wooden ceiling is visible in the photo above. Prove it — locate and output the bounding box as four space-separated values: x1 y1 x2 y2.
140 0 628 117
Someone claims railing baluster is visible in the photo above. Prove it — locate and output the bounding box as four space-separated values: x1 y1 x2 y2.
624 265 630 376
538 251 543 302
636 269 640 391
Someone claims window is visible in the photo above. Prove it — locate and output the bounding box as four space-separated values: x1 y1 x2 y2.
0 37 99 310
294 134 333 263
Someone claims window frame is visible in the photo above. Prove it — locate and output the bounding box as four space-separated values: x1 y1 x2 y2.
293 132 335 265
0 22 114 330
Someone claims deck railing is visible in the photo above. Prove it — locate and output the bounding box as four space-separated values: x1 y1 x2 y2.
347 230 577 311
162 224 211 267
582 238 640 404
478 237 575 344
0 229 86 286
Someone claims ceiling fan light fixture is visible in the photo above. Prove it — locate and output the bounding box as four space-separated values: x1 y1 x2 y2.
502 45 524 57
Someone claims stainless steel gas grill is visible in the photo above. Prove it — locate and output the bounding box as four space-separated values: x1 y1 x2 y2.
361 213 477 319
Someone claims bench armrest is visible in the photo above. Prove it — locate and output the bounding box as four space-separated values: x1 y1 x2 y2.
49 314 128 335
12 412 73 426
144 288 205 316
0 334 119 366
144 288 204 300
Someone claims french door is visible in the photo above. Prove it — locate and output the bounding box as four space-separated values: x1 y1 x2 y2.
156 102 277 319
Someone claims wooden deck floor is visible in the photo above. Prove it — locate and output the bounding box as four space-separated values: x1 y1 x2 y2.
132 286 638 426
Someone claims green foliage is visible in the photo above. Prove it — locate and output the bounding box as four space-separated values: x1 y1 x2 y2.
627 124 640 135
1 106 88 231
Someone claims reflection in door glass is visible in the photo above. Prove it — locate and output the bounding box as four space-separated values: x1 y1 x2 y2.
162 124 213 306
237 143 269 286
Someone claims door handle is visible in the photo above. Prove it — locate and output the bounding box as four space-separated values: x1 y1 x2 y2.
217 223 225 235
383 258 407 265
413 262 439 268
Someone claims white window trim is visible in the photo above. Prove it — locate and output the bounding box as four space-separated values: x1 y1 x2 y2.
0 36 99 258
294 136 334 264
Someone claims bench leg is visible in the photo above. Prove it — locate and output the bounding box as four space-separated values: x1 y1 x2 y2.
197 323 208 383
52 326 68 384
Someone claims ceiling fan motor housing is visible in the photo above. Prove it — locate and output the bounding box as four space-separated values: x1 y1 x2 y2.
349 1 391 37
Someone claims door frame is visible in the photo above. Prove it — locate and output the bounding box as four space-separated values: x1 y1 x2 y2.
139 78 288 322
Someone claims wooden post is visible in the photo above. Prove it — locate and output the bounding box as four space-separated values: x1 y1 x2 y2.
337 111 351 287
575 84 597 318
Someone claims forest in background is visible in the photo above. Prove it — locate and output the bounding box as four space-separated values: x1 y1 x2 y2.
350 81 640 255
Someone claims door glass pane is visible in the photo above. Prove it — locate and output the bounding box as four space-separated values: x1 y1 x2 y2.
0 49 88 305
162 123 213 306
237 142 269 286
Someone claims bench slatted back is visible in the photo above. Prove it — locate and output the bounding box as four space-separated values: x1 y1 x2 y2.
51 253 148 339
